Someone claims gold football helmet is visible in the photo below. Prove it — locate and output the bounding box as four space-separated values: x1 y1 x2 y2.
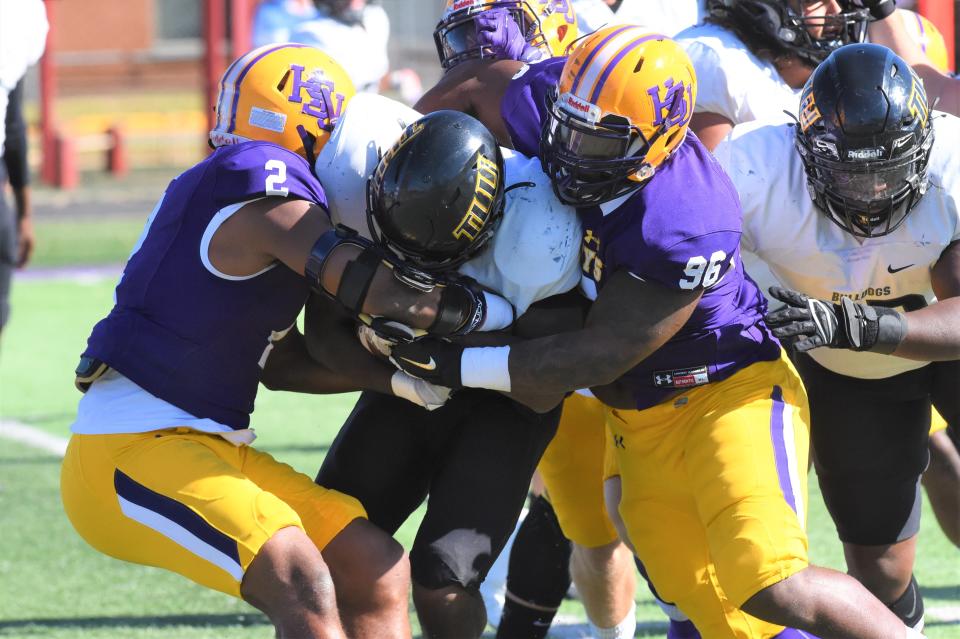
209 43 355 161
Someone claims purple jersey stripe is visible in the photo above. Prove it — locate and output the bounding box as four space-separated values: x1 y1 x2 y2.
571 25 638 95
114 468 241 566
588 33 663 104
769 385 798 516
228 43 308 134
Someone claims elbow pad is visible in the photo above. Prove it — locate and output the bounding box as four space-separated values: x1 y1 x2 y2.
305 225 386 315
305 225 446 317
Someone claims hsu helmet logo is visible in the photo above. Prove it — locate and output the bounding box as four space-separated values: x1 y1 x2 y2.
287 64 347 130
647 78 691 128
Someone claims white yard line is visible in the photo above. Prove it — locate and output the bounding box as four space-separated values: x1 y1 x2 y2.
0 419 68 456
1 417 957 631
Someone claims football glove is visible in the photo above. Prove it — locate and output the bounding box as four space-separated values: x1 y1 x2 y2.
848 0 896 20
390 339 465 389
764 286 907 354
390 371 451 411
357 314 426 358
474 8 545 63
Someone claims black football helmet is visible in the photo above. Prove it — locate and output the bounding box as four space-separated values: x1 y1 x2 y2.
367 110 506 271
795 43 934 238
707 0 869 64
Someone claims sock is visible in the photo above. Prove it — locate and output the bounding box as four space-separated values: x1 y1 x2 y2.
495 495 572 639
590 601 637 639
497 598 557 639
889 575 924 630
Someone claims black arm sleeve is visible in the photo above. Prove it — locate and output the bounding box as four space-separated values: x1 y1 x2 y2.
4 79 29 189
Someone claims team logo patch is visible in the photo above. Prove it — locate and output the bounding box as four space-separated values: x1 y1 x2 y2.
799 91 822 133
453 152 500 241
653 365 709 389
249 107 287 134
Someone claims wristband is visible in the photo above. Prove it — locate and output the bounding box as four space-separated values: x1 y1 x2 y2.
460 346 512 392
478 291 515 331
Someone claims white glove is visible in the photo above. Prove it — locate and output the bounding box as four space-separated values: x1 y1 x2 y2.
356 315 426 359
390 370 451 411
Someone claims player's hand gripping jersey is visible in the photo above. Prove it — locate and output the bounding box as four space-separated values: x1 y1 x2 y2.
79 143 325 431
314 93 581 314
501 56 780 409
715 112 960 379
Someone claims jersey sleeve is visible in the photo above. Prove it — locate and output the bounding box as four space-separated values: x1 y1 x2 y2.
608 152 743 292
211 143 328 213
501 57 563 157
616 229 741 292
682 40 738 122
714 121 799 255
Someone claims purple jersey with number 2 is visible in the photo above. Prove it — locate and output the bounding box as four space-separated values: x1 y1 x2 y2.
82 142 326 428
502 58 781 410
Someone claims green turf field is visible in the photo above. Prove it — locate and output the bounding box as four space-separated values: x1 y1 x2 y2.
1 256 957 637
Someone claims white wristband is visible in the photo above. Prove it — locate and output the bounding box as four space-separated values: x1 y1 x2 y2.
478 291 514 331
460 346 512 392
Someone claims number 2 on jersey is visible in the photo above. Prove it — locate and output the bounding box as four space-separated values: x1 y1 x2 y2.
679 251 727 290
265 159 290 196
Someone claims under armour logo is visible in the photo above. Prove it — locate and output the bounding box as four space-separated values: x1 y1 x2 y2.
655 373 673 385
613 434 625 449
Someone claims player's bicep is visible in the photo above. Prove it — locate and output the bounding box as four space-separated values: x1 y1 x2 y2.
690 111 734 152
587 270 702 366
256 199 333 275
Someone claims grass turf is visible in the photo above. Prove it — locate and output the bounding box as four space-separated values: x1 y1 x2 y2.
0 276 957 638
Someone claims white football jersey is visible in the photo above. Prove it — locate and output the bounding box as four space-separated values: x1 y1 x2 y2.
714 113 960 379
677 23 799 125
289 6 390 93
314 93 582 315
572 0 706 36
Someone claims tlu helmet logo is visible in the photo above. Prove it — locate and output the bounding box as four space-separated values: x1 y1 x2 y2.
287 65 347 130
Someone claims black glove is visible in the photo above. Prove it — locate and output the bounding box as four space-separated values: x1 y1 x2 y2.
848 0 896 20
391 338 465 389
764 287 907 354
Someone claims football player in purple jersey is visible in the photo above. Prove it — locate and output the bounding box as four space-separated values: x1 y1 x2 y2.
397 27 928 639
61 44 516 639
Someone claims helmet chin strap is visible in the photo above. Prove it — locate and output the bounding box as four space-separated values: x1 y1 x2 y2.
297 125 319 168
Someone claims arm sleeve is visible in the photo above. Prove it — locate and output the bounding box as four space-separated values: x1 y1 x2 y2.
3 79 28 189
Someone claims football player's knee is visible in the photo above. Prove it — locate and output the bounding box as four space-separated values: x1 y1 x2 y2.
410 530 494 591
244 527 337 615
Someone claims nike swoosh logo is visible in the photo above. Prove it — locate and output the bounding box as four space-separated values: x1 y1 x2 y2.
400 356 437 371
888 264 914 274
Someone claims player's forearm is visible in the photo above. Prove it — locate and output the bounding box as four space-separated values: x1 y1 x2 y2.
506 327 649 396
893 298 960 360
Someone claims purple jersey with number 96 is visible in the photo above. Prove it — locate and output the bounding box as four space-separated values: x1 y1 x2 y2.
82 142 327 428
502 59 781 410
